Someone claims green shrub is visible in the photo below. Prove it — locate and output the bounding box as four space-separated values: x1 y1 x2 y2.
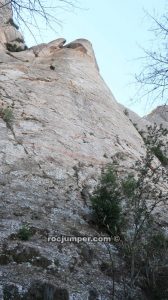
122 174 137 198
0 107 14 127
91 148 168 296
133 123 168 166
91 166 122 234
91 155 168 297
151 146 168 166
146 231 168 257
18 226 32 241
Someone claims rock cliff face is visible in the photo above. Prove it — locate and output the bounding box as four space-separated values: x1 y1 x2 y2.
0 5 167 300
0 34 147 300
0 37 147 299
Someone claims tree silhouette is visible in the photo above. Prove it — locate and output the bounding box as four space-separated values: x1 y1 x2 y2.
135 11 168 105
0 0 77 39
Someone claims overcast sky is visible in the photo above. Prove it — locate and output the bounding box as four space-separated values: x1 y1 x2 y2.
21 0 167 116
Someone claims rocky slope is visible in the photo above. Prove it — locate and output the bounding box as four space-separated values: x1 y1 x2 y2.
144 105 168 129
120 104 168 130
0 3 167 300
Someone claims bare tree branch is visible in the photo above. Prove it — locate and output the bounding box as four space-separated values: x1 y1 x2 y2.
0 0 79 43
135 10 168 105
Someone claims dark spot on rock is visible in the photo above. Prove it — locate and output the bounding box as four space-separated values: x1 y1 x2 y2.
100 261 113 277
66 42 87 54
57 244 63 253
32 256 52 268
0 254 11 265
50 65 55 70
88 288 99 300
80 245 94 264
12 246 39 263
81 186 90 205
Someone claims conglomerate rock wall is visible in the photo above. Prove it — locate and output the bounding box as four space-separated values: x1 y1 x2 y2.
1 4 167 300
0 34 147 299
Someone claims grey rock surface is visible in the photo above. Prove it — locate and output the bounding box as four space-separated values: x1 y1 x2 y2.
119 103 151 130
0 7 167 297
119 103 168 130
144 105 168 128
0 36 147 299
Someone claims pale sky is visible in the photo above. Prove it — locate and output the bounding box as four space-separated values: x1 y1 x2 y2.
20 0 167 116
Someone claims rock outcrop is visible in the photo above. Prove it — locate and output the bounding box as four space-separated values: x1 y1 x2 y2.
0 34 147 300
0 4 167 300
144 105 168 129
120 104 168 130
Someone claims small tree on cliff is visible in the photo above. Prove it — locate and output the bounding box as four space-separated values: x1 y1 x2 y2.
91 146 168 297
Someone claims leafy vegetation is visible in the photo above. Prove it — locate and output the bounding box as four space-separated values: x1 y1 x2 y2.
0 107 14 127
18 226 32 241
151 145 168 166
91 147 168 298
91 166 122 235
126 109 168 167
139 123 168 166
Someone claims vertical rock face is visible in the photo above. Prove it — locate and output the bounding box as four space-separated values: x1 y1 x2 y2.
0 0 26 51
0 36 148 299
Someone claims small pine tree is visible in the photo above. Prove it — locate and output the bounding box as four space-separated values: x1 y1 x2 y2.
91 166 122 234
0 107 14 127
